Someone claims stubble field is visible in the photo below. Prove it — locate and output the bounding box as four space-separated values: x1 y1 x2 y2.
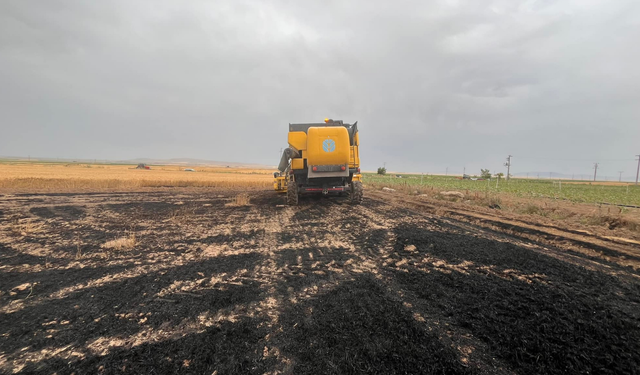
0 163 273 190
1 182 640 374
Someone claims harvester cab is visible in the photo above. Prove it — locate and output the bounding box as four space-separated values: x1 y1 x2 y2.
274 119 363 205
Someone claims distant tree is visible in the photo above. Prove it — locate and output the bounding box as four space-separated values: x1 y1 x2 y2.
480 169 491 179
495 172 504 180
377 167 387 175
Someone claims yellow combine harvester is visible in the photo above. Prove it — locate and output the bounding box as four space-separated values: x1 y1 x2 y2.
274 119 363 205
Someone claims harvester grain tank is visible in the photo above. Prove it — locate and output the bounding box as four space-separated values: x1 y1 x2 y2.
274 119 363 205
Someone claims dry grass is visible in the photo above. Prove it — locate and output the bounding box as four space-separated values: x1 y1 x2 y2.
476 196 502 209
102 233 137 251
520 203 541 215
226 193 251 206
585 214 640 231
368 181 421 195
9 219 45 237
369 180 640 234
0 163 274 190
234 193 250 206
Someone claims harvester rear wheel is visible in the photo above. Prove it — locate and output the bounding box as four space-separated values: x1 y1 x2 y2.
287 179 299 206
350 181 363 205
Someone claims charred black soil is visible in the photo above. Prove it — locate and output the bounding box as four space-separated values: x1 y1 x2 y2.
1 189 639 374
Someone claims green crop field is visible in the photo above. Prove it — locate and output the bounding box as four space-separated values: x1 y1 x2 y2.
364 173 640 207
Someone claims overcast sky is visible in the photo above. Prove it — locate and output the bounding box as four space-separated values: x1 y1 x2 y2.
1 0 639 179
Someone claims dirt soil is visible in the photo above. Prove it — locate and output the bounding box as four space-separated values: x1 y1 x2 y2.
1 188 639 374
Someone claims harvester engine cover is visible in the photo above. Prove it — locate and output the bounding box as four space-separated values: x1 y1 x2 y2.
306 126 350 178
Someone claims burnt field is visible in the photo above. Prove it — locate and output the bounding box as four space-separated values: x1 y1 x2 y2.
1 189 640 374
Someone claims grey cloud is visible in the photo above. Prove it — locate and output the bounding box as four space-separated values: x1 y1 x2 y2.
1 0 639 179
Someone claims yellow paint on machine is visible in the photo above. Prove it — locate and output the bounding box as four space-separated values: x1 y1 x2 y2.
274 175 287 192
291 158 304 170
350 132 360 167
306 127 350 167
288 131 307 151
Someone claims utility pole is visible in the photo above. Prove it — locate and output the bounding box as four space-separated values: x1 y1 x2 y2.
636 155 640 185
619 171 623 182
463 166 466 176
504 155 512 181
446 167 448 176
593 162 599 182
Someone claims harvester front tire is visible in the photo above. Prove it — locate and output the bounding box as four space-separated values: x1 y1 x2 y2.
350 181 363 205
287 180 299 206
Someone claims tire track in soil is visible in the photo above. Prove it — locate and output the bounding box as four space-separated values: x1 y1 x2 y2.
363 194 640 375
259 199 481 372
268 199 483 374
367 192 640 290
368 191 640 272
2 190 640 374
0 192 273 373
264 199 367 374
231 197 301 374
345 200 516 374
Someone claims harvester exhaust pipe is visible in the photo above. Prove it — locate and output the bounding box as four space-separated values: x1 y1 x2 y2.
278 148 300 173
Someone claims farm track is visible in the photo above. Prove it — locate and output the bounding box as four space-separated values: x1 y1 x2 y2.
1 189 639 374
